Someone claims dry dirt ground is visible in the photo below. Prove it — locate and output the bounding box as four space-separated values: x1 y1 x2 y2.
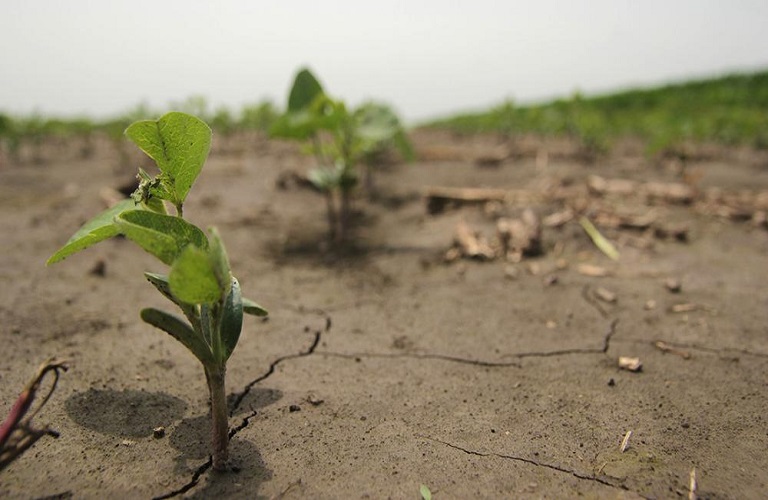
1 130 767 499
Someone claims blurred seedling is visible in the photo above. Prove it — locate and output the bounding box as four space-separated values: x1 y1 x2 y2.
271 68 411 243
47 112 267 471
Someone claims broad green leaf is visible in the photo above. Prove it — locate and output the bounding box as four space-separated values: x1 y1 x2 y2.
124 112 211 204
115 210 208 265
144 272 201 330
207 227 231 291
219 278 243 361
47 199 137 265
242 297 268 317
140 308 213 365
169 245 221 304
355 102 401 144
288 68 324 113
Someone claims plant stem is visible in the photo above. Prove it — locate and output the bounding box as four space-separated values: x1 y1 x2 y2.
324 191 338 243
339 189 351 243
205 366 229 471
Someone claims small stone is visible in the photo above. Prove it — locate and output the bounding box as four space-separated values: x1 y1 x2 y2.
307 394 324 406
543 274 559 287
618 356 642 372
607 378 616 387
153 426 166 439
89 259 106 277
665 278 682 293
504 265 519 280
594 287 617 303
289 404 301 413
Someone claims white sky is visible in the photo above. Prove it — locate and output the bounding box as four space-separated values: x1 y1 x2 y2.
2 1 767 123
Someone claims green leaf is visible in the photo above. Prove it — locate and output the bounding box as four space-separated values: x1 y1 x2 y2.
288 68 324 113
307 166 337 192
420 484 432 500
243 297 268 317
169 246 222 304
219 278 243 361
124 112 212 204
269 110 320 140
114 210 208 265
140 308 213 365
142 196 168 214
144 272 201 330
47 199 137 265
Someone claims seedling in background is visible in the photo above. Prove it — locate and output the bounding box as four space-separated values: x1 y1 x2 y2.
270 68 411 243
47 112 267 471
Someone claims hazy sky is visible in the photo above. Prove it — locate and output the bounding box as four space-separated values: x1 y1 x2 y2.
2 1 767 123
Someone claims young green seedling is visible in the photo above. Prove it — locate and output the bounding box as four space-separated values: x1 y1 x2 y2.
47 112 267 471
271 68 411 243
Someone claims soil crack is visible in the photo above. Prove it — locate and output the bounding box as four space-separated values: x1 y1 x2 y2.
317 319 617 366
317 351 522 368
424 436 646 497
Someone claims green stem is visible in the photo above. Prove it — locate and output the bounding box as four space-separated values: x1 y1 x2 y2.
205 365 229 471
324 191 338 242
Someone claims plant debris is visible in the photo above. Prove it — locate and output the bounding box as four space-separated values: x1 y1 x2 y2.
654 341 691 359
577 263 610 277
620 430 633 452
0 358 68 472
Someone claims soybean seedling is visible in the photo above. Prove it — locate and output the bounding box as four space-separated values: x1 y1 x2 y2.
47 112 267 471
270 68 411 243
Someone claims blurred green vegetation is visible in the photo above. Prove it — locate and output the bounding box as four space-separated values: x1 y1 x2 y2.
425 70 768 154
0 97 280 163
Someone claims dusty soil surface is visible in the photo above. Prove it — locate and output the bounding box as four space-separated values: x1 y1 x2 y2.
1 130 767 499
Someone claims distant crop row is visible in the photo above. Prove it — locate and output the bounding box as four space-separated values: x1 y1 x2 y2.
425 70 768 154
0 97 280 164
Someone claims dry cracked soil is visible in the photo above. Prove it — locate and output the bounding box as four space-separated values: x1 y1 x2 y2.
1 129 767 499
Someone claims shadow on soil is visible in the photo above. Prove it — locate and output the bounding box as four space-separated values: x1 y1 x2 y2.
65 388 187 437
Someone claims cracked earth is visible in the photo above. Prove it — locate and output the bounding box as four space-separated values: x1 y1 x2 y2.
1 130 767 498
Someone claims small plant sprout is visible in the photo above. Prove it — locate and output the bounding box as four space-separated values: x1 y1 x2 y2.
271 68 411 243
47 112 267 471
